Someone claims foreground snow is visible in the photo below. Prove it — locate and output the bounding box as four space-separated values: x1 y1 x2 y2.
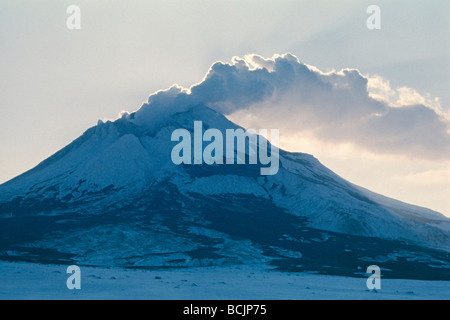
0 261 448 300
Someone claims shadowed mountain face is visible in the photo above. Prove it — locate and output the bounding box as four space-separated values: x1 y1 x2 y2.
0 101 449 280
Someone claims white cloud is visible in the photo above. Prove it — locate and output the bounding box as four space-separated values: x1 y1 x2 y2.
182 53 450 160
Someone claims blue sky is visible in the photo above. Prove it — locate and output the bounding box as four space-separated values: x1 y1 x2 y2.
1 0 449 215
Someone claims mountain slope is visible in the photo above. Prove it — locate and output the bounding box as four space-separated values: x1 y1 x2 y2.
0 92 449 279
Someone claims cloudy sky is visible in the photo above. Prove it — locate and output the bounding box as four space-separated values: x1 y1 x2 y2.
1 1 449 216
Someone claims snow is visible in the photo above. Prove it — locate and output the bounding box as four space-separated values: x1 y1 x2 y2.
0 261 448 300
182 175 269 197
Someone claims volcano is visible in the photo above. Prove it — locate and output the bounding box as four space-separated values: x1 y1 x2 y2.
1 72 449 281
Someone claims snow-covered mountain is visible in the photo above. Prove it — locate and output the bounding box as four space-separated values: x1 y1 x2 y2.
0 86 449 280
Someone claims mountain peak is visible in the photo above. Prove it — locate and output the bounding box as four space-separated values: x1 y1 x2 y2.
1 54 449 278
0 98 449 254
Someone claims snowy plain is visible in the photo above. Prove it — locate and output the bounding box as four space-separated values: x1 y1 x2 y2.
1 261 448 300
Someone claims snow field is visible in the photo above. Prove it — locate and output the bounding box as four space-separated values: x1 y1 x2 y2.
1 261 448 300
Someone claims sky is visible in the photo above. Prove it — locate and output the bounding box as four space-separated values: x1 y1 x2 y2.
0 0 449 216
